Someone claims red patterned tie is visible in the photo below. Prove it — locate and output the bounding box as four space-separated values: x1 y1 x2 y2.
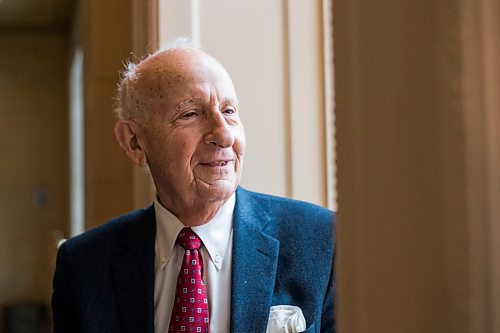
169 228 210 333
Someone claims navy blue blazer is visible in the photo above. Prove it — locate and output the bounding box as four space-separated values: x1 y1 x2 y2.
52 187 335 332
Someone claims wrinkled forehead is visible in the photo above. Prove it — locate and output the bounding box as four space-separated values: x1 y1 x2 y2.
133 49 234 97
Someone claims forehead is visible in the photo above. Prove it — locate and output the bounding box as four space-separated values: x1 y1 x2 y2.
133 49 236 104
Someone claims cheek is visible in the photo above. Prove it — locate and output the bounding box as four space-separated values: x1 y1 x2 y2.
169 134 201 166
234 129 246 157
180 142 194 164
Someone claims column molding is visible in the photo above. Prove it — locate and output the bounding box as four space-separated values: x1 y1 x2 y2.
287 0 328 206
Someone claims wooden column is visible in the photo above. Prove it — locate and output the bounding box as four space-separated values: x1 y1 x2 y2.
334 0 500 331
77 0 135 229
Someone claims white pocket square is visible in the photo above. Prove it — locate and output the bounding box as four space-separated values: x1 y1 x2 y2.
266 305 307 333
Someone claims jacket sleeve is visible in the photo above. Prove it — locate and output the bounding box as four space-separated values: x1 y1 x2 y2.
51 242 79 333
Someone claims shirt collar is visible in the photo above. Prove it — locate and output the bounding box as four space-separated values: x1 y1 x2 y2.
154 193 235 271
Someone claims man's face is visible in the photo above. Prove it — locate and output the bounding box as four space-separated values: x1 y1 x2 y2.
137 50 245 209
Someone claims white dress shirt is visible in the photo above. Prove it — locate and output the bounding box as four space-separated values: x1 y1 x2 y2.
153 194 234 333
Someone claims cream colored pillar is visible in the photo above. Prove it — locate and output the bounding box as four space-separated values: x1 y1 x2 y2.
334 0 500 332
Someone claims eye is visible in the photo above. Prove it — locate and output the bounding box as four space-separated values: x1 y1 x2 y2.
223 108 236 115
180 111 198 119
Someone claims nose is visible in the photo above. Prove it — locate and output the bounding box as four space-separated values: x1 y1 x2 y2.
203 109 235 148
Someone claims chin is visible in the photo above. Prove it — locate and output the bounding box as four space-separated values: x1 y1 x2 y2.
195 179 237 202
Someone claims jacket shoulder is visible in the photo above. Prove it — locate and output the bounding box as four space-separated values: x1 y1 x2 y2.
61 206 155 255
237 187 335 225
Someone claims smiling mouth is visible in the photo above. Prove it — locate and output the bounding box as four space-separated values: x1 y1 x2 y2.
198 160 231 167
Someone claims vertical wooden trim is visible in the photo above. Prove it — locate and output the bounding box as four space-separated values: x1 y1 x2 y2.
461 0 500 330
460 0 491 331
131 0 158 208
322 0 336 210
481 0 500 330
149 0 159 51
132 0 158 55
281 0 293 198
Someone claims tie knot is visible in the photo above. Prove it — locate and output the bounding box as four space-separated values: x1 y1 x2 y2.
177 228 202 250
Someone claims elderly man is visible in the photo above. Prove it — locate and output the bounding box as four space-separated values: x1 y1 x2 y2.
52 45 335 333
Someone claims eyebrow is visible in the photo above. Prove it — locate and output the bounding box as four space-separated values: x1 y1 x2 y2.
220 98 239 108
174 97 201 110
173 96 239 110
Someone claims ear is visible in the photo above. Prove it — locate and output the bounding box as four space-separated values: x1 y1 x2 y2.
114 119 148 167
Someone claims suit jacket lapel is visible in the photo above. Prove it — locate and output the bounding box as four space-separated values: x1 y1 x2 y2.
112 206 156 333
231 188 280 332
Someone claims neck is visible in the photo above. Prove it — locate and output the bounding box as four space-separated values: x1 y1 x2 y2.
157 194 229 227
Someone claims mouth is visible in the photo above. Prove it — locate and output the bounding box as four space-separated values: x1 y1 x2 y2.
198 160 232 167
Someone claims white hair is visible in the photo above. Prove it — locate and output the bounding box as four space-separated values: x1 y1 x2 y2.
114 37 199 120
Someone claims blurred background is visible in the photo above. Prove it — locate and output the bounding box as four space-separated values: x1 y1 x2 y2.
0 0 499 332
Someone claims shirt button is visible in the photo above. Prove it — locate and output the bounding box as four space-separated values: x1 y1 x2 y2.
214 254 221 264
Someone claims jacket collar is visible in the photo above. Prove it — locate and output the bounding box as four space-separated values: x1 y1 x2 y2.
230 187 280 332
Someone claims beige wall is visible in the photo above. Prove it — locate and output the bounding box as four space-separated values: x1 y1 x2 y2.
0 32 69 310
156 0 330 207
